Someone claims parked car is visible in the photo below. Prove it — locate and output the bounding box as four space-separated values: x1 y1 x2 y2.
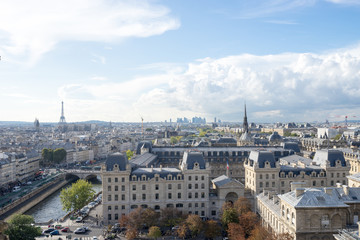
74 227 86 234
43 228 55 234
12 186 21 192
61 227 70 232
75 216 83 223
50 230 60 236
55 224 62 229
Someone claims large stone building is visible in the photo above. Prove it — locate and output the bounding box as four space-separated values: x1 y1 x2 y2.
101 152 244 224
244 149 350 196
257 184 360 240
136 141 294 183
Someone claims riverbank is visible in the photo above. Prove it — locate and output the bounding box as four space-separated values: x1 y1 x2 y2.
0 174 74 221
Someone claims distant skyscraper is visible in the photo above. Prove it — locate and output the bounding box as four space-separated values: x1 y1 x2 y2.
59 101 66 124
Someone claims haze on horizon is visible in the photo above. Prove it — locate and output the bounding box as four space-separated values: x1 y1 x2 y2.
1 0 360 124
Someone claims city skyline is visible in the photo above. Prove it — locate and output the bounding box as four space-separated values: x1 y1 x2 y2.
1 0 360 123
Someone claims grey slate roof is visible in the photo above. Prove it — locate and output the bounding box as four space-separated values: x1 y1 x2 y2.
282 142 300 153
313 149 347 167
279 188 348 208
280 155 313 166
181 152 206 169
105 152 128 171
212 175 232 187
249 150 276 168
132 167 181 179
130 153 157 167
135 141 153 154
269 132 283 142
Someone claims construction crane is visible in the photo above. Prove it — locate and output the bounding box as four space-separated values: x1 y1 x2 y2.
141 117 144 139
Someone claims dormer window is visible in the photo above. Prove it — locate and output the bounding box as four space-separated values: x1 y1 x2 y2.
289 172 293 178
142 176 146 181
132 176 136 181
114 164 118 168
194 162 199 168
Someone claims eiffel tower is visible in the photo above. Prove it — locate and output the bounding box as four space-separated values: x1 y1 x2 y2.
59 101 66 124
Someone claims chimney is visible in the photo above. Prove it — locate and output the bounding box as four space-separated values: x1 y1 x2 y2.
273 195 279 204
325 188 333 195
343 185 350 195
295 188 305 197
336 182 342 188
160 165 162 171
151 165 153 172
291 182 306 191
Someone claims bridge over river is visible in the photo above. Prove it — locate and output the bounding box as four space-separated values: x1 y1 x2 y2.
63 169 101 180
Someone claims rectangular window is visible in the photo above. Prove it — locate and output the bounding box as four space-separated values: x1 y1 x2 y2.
115 195 118 201
132 194 136 200
189 176 191 181
178 184 181 189
168 184 172 190
178 193 181 199
108 206 111 211
132 185 136 190
122 185 125 191
168 193 172 199
115 214 118 220
142 185 146 190
122 205 125 210
108 214 111 220
122 177 125 182
212 210 216 216
155 184 159 190
142 194 146 200
108 186 111 191
115 186 118 191
201 203 205 207
195 192 198 198
195 203 198 207
155 193 159 200
115 205 118 210
201 211 205 216
115 177 118 182
108 177 111 183
122 194 125 200
108 195 111 201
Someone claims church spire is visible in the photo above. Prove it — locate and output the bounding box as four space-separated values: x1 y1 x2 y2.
243 102 249 133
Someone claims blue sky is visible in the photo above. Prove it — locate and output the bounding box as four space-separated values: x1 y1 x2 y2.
1 0 360 123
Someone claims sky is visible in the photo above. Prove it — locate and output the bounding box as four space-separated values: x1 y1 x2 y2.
1 0 360 123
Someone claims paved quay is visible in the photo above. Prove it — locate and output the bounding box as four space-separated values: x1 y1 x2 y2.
36 202 109 240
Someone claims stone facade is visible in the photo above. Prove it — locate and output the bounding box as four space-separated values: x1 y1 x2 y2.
244 149 350 196
257 184 360 240
102 152 244 225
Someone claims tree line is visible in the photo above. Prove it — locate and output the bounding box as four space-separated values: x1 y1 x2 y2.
41 148 67 166
117 197 294 240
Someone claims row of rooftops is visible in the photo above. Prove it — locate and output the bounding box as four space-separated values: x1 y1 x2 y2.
259 183 360 209
248 149 348 170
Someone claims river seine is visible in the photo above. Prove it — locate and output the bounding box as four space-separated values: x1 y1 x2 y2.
25 178 102 223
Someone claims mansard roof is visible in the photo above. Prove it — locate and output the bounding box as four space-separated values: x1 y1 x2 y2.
105 152 128 171
181 151 206 170
279 188 348 208
313 149 347 167
282 142 300 153
249 150 276 168
135 141 152 155
132 167 181 179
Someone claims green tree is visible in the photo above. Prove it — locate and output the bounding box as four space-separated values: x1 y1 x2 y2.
334 134 342 140
170 136 178 145
4 214 42 240
41 148 53 163
221 204 239 229
126 150 134 160
148 226 162 239
53 148 67 164
60 179 95 212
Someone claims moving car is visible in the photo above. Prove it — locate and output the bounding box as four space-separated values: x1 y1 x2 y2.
74 227 86 234
61 227 70 232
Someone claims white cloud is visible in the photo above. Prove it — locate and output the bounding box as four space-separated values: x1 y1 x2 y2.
0 0 180 65
57 44 360 122
326 0 360 4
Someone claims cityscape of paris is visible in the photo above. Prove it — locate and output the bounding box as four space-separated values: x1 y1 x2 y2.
1 1 360 240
